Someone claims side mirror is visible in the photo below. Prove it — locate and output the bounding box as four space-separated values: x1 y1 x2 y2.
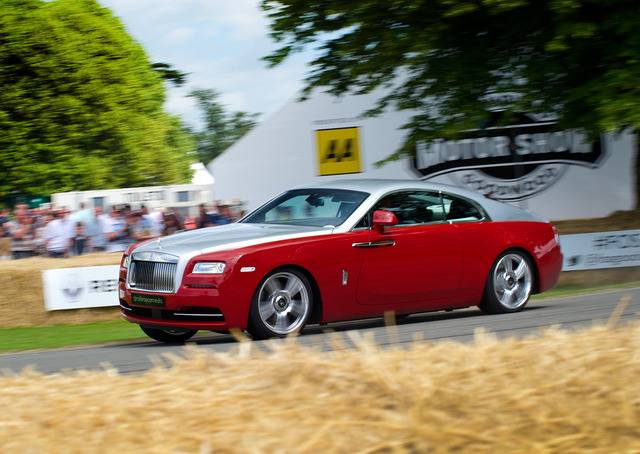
372 209 398 233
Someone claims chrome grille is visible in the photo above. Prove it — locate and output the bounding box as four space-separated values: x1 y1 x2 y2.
129 260 177 293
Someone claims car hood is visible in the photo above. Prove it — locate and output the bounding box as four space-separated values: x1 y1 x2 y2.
133 223 332 258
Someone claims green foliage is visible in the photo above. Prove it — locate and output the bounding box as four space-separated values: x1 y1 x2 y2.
0 0 194 199
262 0 640 150
189 89 259 163
151 62 188 87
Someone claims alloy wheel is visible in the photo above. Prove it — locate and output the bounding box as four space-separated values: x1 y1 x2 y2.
257 271 310 335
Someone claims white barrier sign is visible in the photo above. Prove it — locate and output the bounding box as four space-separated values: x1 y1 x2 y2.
560 229 640 271
42 265 120 311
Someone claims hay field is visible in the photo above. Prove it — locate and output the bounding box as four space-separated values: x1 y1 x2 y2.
0 253 121 327
1 317 638 453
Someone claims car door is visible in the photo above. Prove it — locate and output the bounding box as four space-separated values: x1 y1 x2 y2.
355 190 462 309
440 192 491 297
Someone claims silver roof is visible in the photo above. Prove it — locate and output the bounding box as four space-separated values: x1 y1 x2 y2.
296 178 483 199
293 178 546 224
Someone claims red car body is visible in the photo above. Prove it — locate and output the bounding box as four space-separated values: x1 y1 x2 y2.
119 180 562 338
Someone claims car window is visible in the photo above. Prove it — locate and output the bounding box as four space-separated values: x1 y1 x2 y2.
442 195 483 222
355 190 445 228
242 189 369 227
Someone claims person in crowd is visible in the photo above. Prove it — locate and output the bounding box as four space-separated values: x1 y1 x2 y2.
86 206 108 252
33 208 52 255
9 210 38 259
70 202 92 225
143 206 164 236
183 216 197 230
43 208 74 258
0 208 10 238
203 201 232 226
162 209 183 236
216 202 234 225
129 211 155 242
70 221 89 256
197 203 212 229
105 206 131 252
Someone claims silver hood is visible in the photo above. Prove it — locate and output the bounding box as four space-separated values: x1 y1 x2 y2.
134 223 332 258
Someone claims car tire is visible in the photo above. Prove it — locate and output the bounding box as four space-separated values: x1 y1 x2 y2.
140 326 197 343
248 268 314 340
479 251 534 314
394 313 412 324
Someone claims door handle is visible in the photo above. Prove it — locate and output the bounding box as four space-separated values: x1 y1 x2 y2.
352 240 396 248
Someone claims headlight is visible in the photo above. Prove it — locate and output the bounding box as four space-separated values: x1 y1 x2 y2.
193 262 226 274
122 255 131 269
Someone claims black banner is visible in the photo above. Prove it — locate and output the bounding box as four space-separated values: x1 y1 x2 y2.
413 120 604 179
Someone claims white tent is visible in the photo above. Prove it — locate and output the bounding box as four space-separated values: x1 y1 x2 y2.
208 90 636 220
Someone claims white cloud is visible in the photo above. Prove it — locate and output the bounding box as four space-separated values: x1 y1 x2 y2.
165 27 195 44
99 0 314 129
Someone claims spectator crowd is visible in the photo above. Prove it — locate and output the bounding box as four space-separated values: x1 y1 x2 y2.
0 202 244 260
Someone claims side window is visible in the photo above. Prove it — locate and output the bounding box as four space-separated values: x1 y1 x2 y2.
355 191 445 228
442 195 483 222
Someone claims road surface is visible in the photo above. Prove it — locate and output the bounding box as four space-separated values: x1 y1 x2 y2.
1 287 638 374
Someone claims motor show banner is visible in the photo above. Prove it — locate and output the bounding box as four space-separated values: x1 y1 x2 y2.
413 115 606 202
42 265 119 310
209 90 635 220
559 230 640 271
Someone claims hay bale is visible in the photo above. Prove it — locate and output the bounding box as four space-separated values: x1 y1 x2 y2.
0 321 638 452
0 237 10 258
0 253 121 327
553 209 640 234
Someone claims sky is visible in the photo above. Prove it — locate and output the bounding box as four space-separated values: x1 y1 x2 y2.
98 0 312 129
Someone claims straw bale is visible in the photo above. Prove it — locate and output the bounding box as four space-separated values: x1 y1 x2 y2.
553 209 640 234
0 320 638 453
0 237 10 257
0 253 121 327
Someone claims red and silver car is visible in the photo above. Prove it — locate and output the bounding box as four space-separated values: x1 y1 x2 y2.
119 179 562 342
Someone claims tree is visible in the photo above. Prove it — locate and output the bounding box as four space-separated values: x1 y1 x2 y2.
151 62 188 87
189 89 259 163
262 0 640 207
0 0 193 200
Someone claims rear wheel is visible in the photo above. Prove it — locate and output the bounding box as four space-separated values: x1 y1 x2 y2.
479 251 533 314
140 326 197 343
248 269 313 340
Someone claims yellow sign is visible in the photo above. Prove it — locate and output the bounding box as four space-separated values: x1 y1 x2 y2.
315 127 362 176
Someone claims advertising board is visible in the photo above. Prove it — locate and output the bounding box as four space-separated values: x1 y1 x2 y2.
560 230 640 271
42 265 119 310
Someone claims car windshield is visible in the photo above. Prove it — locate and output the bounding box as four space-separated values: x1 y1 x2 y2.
241 188 370 227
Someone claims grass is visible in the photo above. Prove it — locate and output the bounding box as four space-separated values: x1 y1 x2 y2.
0 281 638 353
0 319 146 352
532 280 640 300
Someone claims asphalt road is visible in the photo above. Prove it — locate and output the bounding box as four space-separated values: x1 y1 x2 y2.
1 287 639 375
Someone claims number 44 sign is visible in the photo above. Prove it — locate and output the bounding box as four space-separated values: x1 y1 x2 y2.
315 127 362 176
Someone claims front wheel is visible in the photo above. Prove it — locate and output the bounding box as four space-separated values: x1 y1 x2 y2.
248 269 313 340
479 251 533 314
140 326 197 343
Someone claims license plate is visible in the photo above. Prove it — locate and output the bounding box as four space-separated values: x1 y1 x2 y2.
131 293 165 307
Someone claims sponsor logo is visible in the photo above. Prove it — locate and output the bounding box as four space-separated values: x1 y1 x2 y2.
316 127 362 176
412 116 606 201
60 273 84 302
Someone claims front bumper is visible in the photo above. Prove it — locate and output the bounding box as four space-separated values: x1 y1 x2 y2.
119 279 250 332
